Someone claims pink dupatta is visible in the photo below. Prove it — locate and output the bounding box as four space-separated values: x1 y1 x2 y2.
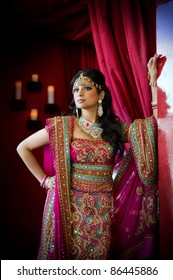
37 116 74 259
111 116 158 259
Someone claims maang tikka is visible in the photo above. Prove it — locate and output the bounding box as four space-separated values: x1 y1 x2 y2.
98 99 103 117
74 73 103 90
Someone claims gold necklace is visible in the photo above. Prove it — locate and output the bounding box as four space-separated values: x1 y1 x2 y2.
76 117 103 139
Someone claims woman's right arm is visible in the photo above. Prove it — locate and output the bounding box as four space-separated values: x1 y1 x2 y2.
16 128 49 184
147 54 159 119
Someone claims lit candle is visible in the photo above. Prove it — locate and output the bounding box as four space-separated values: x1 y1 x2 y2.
47 85 55 104
15 81 22 100
30 109 38 120
31 74 39 82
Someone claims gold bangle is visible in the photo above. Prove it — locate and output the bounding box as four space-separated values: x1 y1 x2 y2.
40 175 48 187
45 176 50 189
150 81 157 87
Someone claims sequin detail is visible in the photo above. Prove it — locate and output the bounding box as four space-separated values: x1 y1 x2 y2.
70 190 114 259
70 138 115 259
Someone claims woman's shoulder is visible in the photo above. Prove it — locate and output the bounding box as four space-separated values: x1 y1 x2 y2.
45 115 75 135
46 115 75 129
46 114 75 122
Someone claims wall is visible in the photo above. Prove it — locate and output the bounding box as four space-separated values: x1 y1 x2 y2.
0 38 97 259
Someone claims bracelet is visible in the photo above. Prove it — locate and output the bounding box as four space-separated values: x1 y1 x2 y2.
152 104 158 110
44 176 50 189
151 101 158 110
40 175 48 188
41 176 55 189
150 81 157 87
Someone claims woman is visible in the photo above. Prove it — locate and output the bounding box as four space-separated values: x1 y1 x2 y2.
17 54 161 260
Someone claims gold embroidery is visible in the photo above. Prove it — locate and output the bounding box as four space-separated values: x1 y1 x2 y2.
135 190 157 235
71 138 115 164
49 116 74 258
70 190 113 259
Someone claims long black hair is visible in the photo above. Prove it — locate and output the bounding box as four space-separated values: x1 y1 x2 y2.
69 68 124 162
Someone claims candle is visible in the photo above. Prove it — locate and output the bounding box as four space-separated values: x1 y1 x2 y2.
15 81 22 100
30 109 38 120
47 85 55 104
31 74 39 82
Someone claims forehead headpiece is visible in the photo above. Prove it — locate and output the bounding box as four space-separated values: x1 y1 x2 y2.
73 73 103 90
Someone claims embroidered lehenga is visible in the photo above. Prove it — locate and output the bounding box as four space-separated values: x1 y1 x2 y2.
37 115 158 260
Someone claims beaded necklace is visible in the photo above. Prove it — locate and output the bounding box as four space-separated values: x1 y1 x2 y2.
76 117 103 139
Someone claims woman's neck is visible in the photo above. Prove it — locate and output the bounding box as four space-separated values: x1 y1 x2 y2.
81 110 97 123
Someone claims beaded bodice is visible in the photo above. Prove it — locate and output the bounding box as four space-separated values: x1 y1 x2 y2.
70 138 115 165
70 138 116 193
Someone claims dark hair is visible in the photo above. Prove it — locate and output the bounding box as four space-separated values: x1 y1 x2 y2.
69 68 124 162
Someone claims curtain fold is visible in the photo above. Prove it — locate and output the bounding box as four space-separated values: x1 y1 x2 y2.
16 0 92 44
87 0 158 259
87 0 156 121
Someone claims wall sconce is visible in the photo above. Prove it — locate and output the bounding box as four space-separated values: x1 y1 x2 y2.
27 74 42 93
44 85 59 114
11 81 26 110
26 109 42 130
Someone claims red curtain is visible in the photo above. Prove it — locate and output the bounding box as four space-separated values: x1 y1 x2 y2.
15 0 92 44
87 0 156 121
87 0 158 259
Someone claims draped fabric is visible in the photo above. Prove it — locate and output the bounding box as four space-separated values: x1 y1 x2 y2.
39 116 74 259
87 0 158 259
15 0 92 44
111 117 158 259
13 0 156 118
87 0 156 121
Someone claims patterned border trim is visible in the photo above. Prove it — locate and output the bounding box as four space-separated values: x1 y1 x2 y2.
113 148 133 188
72 163 112 171
54 116 74 258
37 189 55 259
47 116 74 258
72 172 112 182
129 116 157 185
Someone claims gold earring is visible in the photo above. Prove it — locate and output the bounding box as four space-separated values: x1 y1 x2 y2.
98 99 103 117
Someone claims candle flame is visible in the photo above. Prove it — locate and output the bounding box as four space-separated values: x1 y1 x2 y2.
30 109 38 120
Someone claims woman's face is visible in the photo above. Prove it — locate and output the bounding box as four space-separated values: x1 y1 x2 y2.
72 83 100 111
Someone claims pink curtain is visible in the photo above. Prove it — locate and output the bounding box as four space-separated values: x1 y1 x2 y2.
87 0 156 121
